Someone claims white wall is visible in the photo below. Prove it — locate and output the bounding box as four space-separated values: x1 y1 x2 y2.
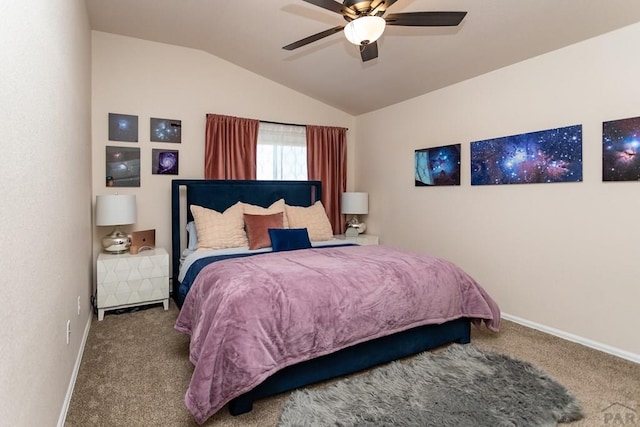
91 32 355 277
0 1 92 425
356 23 640 358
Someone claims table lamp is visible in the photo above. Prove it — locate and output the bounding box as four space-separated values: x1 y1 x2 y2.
95 194 137 254
341 192 368 237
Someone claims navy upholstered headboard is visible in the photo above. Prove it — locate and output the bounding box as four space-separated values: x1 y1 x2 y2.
170 179 322 303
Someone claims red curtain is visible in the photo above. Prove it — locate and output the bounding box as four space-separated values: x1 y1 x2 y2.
204 114 258 179
306 125 347 234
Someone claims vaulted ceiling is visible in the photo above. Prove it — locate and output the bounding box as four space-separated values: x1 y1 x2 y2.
86 0 640 115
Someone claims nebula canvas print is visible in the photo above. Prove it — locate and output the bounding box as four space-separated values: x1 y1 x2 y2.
150 118 181 143
415 144 461 186
108 113 138 142
105 146 140 187
152 149 179 175
602 115 640 181
470 125 583 185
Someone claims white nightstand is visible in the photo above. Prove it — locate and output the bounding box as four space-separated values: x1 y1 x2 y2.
96 247 169 321
336 234 380 246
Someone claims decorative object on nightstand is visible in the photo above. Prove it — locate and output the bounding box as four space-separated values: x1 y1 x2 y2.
96 247 169 321
341 192 368 237
95 194 137 254
130 229 156 255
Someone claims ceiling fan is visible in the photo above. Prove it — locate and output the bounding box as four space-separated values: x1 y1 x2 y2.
283 0 467 62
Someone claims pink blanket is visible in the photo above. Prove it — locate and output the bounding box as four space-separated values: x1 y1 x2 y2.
175 245 500 424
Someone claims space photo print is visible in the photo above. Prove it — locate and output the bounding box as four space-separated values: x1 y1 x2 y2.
150 117 181 143
602 115 640 181
108 113 138 142
470 125 583 185
106 146 140 187
415 144 461 186
152 149 179 175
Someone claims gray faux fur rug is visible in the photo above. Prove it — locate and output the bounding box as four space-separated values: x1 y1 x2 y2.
278 344 583 427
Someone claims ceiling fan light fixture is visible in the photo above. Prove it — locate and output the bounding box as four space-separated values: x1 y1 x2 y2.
344 16 386 46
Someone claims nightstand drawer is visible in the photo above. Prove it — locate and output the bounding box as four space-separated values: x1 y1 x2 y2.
98 277 169 307
97 253 169 282
96 248 169 320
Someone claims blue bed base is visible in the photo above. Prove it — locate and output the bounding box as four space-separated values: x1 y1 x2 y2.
229 318 470 415
170 179 471 416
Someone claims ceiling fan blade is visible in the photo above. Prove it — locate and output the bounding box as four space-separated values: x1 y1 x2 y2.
283 25 345 50
302 0 357 18
385 11 467 27
360 41 378 62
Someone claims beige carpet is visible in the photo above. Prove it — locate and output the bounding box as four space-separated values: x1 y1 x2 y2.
65 301 639 426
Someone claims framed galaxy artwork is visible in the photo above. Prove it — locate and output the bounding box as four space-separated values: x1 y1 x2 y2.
470 125 583 185
108 113 138 142
602 115 640 181
105 146 140 187
152 149 179 175
415 144 461 186
150 118 181 143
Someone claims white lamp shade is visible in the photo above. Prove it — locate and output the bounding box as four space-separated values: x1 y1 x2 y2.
344 16 386 46
341 192 369 215
95 194 137 226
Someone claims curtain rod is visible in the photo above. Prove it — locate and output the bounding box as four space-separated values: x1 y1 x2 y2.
262 119 348 131
260 119 306 128
205 114 348 131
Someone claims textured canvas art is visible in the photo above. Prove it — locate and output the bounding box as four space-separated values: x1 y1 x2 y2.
414 144 461 186
152 149 179 175
471 125 583 185
105 146 140 187
150 118 181 143
108 113 138 142
602 116 640 181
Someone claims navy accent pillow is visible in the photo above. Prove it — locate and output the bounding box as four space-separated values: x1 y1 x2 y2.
268 228 312 252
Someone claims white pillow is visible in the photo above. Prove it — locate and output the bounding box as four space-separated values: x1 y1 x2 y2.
241 199 289 228
186 221 198 251
285 201 334 241
190 202 248 250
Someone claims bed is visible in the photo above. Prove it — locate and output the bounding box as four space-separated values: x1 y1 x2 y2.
171 179 500 425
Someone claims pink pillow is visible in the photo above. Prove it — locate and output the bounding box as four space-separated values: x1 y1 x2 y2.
244 212 284 250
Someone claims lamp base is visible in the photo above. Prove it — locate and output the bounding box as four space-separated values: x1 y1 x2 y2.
345 227 359 237
345 224 367 237
346 215 367 235
102 228 131 254
354 223 367 234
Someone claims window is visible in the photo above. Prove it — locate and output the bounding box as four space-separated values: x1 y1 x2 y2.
256 122 307 180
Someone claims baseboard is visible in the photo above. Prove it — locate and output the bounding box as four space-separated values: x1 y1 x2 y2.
502 313 640 364
57 315 92 427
